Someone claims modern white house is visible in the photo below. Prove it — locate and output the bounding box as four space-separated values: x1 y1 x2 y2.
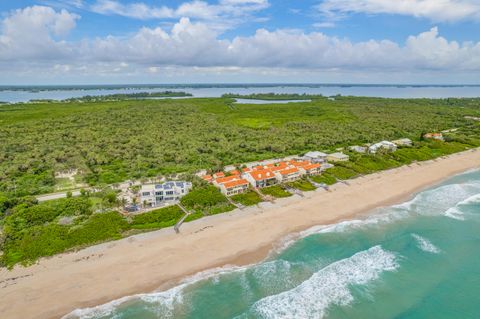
392 138 413 147
303 151 328 163
326 152 350 162
368 141 398 154
140 181 192 208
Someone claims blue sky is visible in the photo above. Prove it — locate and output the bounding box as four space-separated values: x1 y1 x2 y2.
0 0 480 84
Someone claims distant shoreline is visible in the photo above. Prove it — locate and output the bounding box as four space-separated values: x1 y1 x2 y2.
1 148 479 319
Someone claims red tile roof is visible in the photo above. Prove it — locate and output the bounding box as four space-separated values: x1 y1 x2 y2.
202 175 213 182
249 169 276 181
303 163 321 171
278 167 299 176
215 175 239 184
223 179 249 189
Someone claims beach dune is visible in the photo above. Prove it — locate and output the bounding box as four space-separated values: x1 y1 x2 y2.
0 149 479 319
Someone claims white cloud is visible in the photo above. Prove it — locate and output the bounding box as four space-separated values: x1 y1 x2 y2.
0 6 79 60
317 0 480 23
1 6 480 83
90 0 269 31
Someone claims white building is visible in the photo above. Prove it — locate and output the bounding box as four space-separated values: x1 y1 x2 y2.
392 138 413 147
349 145 367 153
303 151 328 163
140 181 192 208
368 141 397 154
327 152 349 162
274 167 301 183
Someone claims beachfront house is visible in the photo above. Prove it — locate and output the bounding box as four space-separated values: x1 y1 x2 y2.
349 145 367 153
326 152 349 162
392 138 413 147
368 141 398 154
423 133 444 141
299 163 323 176
275 167 301 183
140 181 192 208
244 169 278 188
218 178 250 196
303 151 328 163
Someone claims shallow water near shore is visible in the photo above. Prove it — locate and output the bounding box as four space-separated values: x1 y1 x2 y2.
66 169 480 319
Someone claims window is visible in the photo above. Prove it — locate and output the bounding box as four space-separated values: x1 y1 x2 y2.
142 192 150 196
155 191 163 196
166 191 174 195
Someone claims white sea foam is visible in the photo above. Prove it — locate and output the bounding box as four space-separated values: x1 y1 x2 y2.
443 192 480 220
249 245 398 319
411 234 441 254
63 263 252 319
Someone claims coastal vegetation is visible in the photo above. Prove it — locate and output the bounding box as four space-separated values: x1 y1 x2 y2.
222 93 321 100
1 96 479 198
180 186 235 215
0 96 480 268
261 185 292 198
231 191 263 206
287 179 317 192
63 91 192 102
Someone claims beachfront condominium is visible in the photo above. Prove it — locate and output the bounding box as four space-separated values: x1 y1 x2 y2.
213 175 250 196
140 181 192 208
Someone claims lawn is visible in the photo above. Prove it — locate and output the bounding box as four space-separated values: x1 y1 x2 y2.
287 179 317 192
261 185 293 198
231 191 263 206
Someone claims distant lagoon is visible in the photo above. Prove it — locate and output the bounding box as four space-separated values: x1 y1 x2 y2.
1 84 480 103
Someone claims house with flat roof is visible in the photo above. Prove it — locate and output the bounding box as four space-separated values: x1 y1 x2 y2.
349 145 367 153
244 168 278 188
326 152 349 162
140 181 192 208
303 151 328 163
369 141 397 154
392 138 413 147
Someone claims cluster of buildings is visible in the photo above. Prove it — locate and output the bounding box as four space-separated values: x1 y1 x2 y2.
136 136 423 207
349 138 413 154
203 158 333 196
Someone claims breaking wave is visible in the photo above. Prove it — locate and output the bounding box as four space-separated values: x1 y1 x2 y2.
247 246 398 319
411 234 441 254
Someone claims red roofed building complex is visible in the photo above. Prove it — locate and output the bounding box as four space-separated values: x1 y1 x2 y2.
274 167 301 182
245 168 278 188
219 178 250 196
299 163 322 176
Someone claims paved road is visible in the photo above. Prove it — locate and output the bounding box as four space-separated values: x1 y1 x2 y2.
36 190 82 202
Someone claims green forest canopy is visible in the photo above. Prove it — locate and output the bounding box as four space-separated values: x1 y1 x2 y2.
0 96 479 197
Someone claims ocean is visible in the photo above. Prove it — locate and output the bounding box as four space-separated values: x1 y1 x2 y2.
65 169 480 319
1 84 480 103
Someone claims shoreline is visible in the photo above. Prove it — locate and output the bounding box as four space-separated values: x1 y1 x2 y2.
1 149 479 319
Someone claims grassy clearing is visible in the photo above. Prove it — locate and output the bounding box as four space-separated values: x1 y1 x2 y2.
287 179 317 192
231 191 263 206
261 185 292 198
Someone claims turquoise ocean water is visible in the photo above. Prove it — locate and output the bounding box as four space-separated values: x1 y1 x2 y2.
66 169 480 319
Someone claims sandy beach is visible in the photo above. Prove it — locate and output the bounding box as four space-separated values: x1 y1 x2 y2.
1 149 479 319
